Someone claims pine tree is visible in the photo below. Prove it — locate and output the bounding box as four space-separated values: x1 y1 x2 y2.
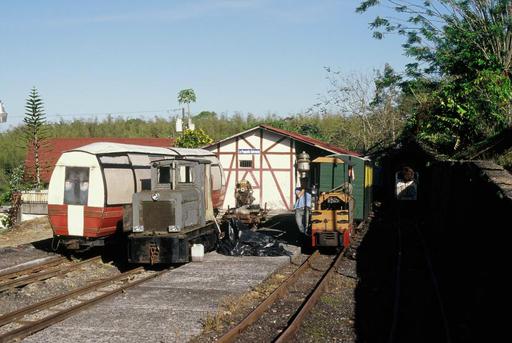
24 87 47 189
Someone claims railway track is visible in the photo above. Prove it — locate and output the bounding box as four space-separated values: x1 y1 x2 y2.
0 257 66 283
217 249 346 343
0 256 102 292
0 267 167 343
387 207 452 343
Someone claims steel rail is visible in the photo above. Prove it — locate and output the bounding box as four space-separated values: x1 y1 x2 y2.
274 250 345 343
0 256 102 292
0 257 67 282
217 251 321 343
0 268 167 343
0 267 144 327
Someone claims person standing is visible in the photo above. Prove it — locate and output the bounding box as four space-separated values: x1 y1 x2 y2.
396 166 417 200
294 185 312 235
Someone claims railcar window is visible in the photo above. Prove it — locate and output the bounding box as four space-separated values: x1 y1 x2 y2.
64 167 89 205
104 168 135 205
134 168 151 191
140 179 151 190
211 165 222 190
128 154 150 166
99 155 130 165
158 166 171 184
179 165 194 183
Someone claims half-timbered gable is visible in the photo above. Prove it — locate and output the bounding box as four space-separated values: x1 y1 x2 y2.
205 125 359 210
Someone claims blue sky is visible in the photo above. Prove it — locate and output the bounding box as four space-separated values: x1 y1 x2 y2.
0 0 410 130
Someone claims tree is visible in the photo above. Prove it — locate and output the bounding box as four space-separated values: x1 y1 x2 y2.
175 128 213 148
357 0 512 76
311 68 406 151
357 0 512 152
178 89 197 117
24 87 47 189
1 164 27 228
194 111 217 120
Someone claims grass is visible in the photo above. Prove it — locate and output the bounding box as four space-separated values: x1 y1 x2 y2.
199 271 290 334
202 311 224 333
496 148 512 172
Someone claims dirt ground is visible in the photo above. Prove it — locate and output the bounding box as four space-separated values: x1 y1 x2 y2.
0 217 53 248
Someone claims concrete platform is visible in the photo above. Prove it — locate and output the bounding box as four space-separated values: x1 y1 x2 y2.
24 246 300 342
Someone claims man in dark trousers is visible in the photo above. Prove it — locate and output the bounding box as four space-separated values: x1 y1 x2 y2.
294 182 311 236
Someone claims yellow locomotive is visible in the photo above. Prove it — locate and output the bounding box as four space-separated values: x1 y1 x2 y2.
309 157 354 248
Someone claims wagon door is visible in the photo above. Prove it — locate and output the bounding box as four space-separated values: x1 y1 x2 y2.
48 151 105 238
63 166 90 236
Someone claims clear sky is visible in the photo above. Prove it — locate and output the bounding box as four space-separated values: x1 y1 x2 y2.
0 0 410 130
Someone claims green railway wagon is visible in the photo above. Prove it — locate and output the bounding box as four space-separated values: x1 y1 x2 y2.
312 154 372 222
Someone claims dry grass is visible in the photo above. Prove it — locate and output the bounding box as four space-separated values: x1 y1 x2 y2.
0 216 53 248
199 271 291 334
202 311 224 333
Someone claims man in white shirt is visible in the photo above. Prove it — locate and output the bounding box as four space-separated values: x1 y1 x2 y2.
294 185 312 235
396 166 417 200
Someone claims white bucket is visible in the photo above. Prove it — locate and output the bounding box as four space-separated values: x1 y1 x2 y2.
191 243 204 262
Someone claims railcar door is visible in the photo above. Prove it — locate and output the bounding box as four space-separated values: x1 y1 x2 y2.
63 166 90 236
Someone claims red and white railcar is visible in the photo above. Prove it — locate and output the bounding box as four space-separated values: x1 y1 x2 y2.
47 142 225 249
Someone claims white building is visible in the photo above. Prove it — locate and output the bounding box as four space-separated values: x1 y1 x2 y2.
205 124 359 210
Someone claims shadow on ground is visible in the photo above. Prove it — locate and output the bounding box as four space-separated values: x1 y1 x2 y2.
355 163 505 343
260 211 314 254
22 212 310 271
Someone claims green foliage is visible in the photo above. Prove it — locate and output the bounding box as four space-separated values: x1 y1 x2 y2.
420 70 512 149
496 148 512 172
0 164 27 228
24 88 47 134
1 164 28 205
177 89 197 105
357 0 512 153
194 111 217 120
0 112 371 185
175 128 214 148
24 87 47 188
178 89 197 116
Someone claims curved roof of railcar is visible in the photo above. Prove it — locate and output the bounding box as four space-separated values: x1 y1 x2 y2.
67 142 215 157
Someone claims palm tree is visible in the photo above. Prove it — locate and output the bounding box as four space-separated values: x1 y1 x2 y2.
177 89 197 117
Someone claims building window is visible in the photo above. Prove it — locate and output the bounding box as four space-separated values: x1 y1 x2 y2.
240 160 253 168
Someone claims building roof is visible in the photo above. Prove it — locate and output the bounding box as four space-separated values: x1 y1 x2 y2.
25 137 174 183
205 124 361 156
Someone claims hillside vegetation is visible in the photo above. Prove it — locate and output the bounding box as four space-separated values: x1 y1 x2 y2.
0 111 378 192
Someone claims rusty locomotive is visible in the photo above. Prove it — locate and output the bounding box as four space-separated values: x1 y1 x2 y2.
125 158 219 264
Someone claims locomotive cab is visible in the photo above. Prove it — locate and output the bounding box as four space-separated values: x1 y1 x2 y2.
309 156 354 248
126 158 218 264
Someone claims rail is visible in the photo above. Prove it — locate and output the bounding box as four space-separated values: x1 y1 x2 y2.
0 267 167 342
217 251 321 343
0 257 67 282
217 249 345 343
0 256 102 292
275 251 345 342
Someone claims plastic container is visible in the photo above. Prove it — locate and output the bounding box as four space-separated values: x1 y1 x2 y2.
191 243 204 262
